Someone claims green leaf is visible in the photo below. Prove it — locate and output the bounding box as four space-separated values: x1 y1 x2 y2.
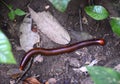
110 17 120 36
8 10 15 20
85 5 109 20
14 9 26 16
48 0 71 12
87 66 120 84
0 30 16 64
7 4 13 10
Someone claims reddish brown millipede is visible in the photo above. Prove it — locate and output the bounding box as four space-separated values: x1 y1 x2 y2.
19 39 105 70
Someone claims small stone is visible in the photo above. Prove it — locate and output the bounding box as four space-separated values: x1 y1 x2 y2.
45 5 50 10
46 78 57 84
73 59 99 73
34 55 43 63
69 58 81 68
10 80 15 84
73 66 87 73
82 16 88 25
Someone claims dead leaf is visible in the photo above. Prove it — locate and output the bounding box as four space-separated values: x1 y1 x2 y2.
23 77 41 84
28 7 70 45
19 15 40 52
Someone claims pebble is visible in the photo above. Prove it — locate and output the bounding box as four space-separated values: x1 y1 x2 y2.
34 55 44 63
46 78 57 84
69 58 81 68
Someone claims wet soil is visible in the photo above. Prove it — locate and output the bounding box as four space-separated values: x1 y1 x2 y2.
0 0 120 84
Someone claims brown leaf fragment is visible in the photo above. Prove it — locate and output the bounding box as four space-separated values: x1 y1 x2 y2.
23 77 41 84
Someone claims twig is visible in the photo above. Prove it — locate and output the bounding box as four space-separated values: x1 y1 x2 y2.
79 7 83 31
15 57 34 84
0 0 12 10
26 0 33 7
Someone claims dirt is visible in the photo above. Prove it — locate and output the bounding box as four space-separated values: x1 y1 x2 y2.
0 0 120 84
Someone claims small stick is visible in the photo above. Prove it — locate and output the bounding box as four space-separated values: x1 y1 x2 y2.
79 7 83 31
15 57 33 83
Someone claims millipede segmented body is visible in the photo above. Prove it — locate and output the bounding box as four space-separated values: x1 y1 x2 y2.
19 39 105 70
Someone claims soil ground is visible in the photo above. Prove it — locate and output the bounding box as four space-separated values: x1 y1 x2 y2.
0 0 120 84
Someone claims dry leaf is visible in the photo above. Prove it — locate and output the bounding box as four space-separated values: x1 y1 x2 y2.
19 15 40 52
23 77 41 84
28 7 70 45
